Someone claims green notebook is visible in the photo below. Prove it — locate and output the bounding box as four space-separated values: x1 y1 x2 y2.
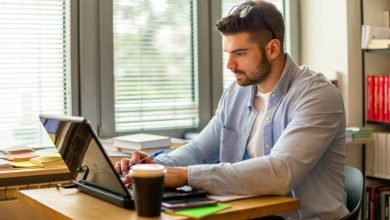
165 203 231 219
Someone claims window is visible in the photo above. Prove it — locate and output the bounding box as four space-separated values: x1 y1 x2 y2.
113 0 198 132
0 0 71 146
221 0 288 90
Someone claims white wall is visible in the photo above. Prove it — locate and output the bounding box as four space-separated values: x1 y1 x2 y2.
300 0 363 169
300 0 362 126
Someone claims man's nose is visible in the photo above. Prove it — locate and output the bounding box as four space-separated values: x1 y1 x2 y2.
226 54 235 70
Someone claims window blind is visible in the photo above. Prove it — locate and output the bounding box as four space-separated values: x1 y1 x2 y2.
0 0 71 146
113 0 198 132
221 0 287 90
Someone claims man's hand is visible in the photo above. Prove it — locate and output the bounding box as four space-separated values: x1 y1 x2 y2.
164 167 189 187
115 151 155 176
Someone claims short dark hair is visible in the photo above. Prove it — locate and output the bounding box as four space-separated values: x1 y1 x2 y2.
215 0 285 49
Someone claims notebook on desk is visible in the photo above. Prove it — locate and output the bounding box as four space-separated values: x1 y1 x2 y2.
39 114 207 209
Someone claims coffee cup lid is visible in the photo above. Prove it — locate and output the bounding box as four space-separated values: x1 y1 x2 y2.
130 164 166 177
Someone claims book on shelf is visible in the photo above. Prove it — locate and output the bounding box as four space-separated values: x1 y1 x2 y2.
368 39 390 49
113 133 171 150
361 25 390 49
367 185 390 220
345 126 373 142
367 75 375 121
371 39 390 45
382 76 389 121
366 75 390 122
385 10 390 28
380 190 390 220
346 126 373 132
365 132 390 179
365 187 370 220
367 43 390 49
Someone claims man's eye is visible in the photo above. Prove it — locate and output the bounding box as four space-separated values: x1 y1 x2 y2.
236 52 246 56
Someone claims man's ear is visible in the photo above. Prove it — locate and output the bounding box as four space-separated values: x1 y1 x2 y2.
266 39 281 60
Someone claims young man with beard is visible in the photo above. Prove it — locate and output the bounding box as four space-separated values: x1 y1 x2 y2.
116 1 348 219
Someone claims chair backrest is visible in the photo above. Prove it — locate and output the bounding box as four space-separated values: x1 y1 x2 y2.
340 165 363 220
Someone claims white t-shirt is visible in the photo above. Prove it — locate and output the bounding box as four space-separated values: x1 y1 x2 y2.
246 89 271 158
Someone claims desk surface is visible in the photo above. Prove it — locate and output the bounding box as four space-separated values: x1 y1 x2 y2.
18 188 300 220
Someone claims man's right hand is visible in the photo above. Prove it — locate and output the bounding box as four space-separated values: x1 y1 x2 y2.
115 150 156 176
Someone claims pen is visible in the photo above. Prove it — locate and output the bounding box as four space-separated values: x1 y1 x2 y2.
128 150 164 169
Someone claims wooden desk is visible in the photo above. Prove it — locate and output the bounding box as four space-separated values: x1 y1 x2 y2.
0 167 72 187
18 188 299 220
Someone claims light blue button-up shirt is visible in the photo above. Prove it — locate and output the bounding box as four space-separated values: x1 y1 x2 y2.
155 54 349 219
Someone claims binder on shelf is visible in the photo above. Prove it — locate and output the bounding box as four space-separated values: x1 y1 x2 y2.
367 75 375 121
378 133 386 178
374 75 380 121
388 76 390 122
367 75 390 123
365 187 370 220
379 76 385 121
380 190 390 219
386 133 390 178
365 139 374 176
384 76 389 121
369 185 390 220
366 132 390 180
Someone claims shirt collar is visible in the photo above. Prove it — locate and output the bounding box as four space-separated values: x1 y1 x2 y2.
246 53 299 109
272 54 299 99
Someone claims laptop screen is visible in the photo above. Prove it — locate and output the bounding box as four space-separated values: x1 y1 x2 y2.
39 115 129 197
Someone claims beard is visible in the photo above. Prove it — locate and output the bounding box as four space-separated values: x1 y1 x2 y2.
232 48 272 87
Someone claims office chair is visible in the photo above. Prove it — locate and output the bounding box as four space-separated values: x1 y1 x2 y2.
340 165 363 220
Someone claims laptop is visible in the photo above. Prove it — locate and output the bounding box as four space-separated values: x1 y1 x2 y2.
39 114 207 209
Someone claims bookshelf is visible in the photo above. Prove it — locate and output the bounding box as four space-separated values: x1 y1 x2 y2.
361 0 390 219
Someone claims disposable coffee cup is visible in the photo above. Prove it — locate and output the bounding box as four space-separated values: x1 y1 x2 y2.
130 164 166 217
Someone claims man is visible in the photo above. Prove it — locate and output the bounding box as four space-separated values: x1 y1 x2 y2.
116 1 348 219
